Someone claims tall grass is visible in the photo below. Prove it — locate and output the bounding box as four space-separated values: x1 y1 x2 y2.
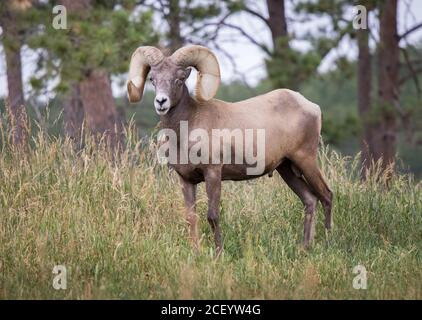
0 124 421 299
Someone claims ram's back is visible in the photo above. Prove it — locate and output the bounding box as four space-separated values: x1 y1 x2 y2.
185 89 323 177
202 89 321 150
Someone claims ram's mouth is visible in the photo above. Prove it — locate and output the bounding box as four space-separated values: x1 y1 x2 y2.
155 107 170 115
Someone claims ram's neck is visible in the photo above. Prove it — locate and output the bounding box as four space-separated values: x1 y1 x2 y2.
160 85 197 133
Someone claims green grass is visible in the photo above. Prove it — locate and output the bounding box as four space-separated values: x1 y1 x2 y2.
0 129 421 299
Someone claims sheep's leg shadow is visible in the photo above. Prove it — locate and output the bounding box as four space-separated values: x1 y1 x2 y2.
204 167 223 255
179 175 199 251
277 160 318 249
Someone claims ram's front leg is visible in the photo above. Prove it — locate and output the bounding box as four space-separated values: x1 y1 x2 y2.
204 168 222 255
179 176 199 250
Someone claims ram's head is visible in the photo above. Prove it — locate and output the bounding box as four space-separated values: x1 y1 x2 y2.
127 45 221 115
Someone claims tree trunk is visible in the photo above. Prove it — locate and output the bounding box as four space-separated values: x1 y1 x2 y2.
167 0 184 52
356 13 373 177
375 0 400 174
2 9 27 147
266 0 288 50
60 0 122 150
60 0 88 144
265 0 296 89
79 70 123 149
63 84 84 144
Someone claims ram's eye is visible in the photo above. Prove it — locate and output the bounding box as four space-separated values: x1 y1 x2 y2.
149 77 155 85
175 79 183 86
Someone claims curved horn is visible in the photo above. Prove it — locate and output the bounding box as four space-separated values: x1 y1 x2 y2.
171 45 221 101
127 46 164 103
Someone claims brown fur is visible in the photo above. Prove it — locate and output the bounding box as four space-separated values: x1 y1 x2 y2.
159 83 332 252
130 51 333 253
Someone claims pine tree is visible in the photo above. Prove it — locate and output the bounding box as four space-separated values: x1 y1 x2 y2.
0 1 30 147
27 0 158 149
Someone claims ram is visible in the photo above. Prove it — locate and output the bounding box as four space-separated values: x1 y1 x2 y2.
127 45 333 253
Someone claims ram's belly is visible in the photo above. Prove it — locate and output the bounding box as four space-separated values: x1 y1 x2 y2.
171 134 287 183
171 162 283 183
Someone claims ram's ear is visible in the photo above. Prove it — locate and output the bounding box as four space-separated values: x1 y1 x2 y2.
184 67 192 80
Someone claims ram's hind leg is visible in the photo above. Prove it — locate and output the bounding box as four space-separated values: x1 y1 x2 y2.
277 160 318 248
291 154 333 232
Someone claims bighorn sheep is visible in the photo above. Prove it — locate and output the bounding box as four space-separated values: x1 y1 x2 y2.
127 45 333 252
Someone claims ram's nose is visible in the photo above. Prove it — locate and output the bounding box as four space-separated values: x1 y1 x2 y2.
154 94 171 115
155 97 168 106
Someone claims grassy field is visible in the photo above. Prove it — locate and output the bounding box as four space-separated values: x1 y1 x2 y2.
0 129 421 299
